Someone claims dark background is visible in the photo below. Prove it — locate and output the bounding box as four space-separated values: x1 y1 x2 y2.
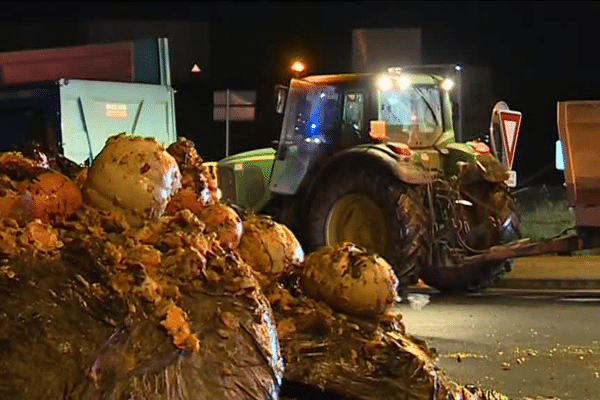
1 1 599 187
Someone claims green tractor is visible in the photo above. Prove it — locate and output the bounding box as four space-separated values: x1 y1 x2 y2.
217 65 521 292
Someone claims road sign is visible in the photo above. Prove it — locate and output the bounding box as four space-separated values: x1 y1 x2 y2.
498 110 522 170
213 90 257 157
213 90 256 121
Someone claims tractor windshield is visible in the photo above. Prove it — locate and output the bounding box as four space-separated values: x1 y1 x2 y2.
377 84 443 148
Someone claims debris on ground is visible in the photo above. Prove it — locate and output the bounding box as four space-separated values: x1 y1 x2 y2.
407 293 431 310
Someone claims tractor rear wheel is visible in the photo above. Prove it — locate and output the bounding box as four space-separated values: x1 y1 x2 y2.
420 180 521 292
306 167 427 288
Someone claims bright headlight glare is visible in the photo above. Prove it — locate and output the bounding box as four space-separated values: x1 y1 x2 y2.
442 78 455 91
398 76 411 90
377 76 392 91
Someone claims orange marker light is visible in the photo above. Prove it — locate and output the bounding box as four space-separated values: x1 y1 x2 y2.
470 141 491 155
387 142 412 159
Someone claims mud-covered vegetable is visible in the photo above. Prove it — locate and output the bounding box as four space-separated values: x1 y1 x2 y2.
82 134 181 227
236 213 304 289
301 242 399 318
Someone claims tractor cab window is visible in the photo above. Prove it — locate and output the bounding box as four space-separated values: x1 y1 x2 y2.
272 80 342 194
277 80 341 157
294 86 341 144
341 92 364 148
377 85 443 147
343 93 364 127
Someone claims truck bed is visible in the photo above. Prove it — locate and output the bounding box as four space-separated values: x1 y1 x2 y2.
0 38 170 86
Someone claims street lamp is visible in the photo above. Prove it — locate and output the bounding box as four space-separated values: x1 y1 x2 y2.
290 60 306 78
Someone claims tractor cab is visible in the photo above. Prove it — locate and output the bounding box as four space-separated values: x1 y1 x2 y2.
270 78 344 195
269 67 460 195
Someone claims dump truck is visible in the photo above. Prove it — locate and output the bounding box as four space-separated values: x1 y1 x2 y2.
0 38 177 164
217 65 522 292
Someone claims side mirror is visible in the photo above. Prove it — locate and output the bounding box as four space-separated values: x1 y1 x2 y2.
275 85 288 114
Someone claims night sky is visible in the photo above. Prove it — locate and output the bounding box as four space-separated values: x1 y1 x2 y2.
2 1 600 186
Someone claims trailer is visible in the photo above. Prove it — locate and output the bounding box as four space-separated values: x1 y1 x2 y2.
464 100 600 266
0 38 177 165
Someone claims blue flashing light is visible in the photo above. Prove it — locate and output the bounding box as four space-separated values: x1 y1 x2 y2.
308 110 322 136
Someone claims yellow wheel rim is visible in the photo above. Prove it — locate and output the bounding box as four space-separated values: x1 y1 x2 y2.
325 193 387 255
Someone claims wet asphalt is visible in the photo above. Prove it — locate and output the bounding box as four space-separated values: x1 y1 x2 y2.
397 289 600 400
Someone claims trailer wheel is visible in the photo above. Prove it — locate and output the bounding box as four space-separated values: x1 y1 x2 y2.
306 167 427 288
420 181 521 292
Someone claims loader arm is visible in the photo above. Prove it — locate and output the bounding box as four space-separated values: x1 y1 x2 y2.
461 234 600 266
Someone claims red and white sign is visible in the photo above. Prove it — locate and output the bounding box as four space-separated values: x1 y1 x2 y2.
498 110 522 170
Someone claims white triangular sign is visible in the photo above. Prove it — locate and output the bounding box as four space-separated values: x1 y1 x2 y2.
498 110 522 170
191 64 202 73
503 120 517 149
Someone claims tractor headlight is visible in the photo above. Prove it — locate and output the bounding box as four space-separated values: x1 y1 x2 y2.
377 76 393 91
441 78 454 91
397 76 411 90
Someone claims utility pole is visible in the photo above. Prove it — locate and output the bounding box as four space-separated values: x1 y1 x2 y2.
225 88 230 157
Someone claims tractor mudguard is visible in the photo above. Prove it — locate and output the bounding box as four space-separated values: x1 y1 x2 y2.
306 144 435 199
445 142 509 184
217 147 276 212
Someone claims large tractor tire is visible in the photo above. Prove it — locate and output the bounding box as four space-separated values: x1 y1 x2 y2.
420 180 521 292
306 167 427 288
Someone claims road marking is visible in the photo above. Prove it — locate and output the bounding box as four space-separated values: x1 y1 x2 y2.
559 297 600 302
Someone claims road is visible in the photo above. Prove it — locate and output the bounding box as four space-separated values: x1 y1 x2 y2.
396 289 600 400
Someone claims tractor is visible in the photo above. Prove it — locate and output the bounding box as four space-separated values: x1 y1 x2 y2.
217 65 521 292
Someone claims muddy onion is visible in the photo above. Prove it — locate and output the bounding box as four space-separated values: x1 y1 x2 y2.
23 172 83 221
82 134 181 227
236 214 304 287
1 171 83 223
166 188 206 215
301 243 399 318
197 202 243 249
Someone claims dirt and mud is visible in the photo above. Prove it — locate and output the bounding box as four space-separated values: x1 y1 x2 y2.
0 136 559 400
